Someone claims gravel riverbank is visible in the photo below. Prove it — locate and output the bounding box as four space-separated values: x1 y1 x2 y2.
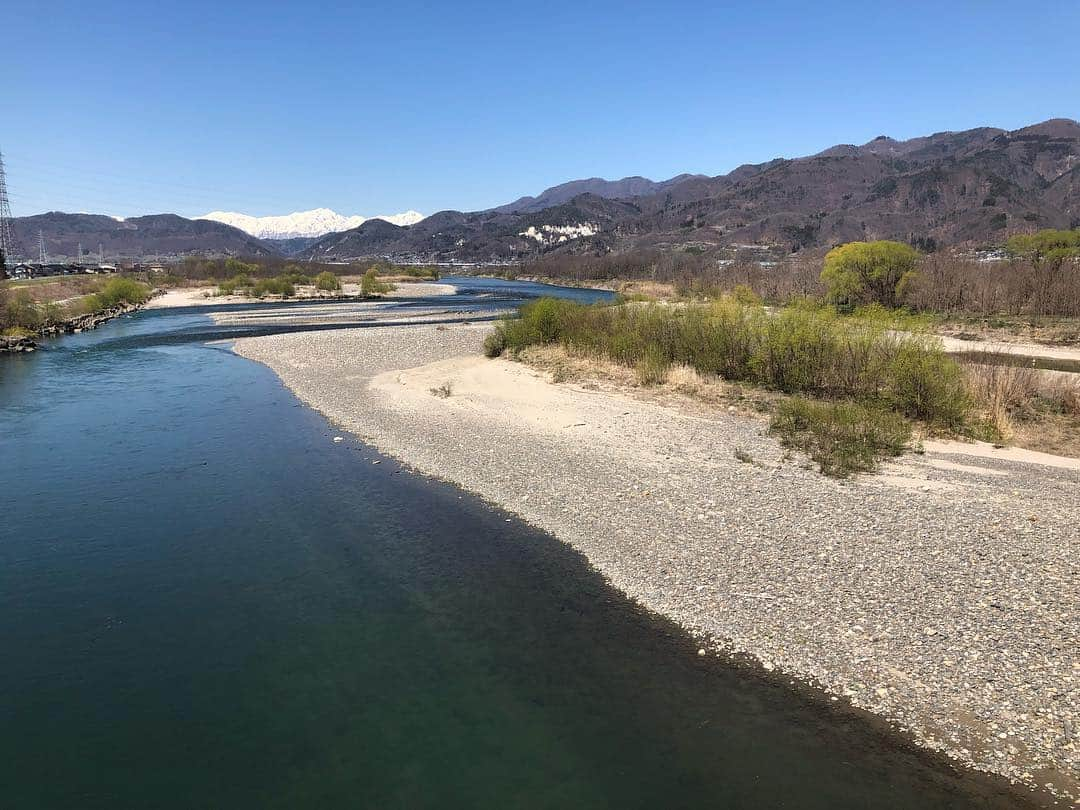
233 319 1079 801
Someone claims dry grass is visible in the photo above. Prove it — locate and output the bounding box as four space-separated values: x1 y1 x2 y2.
7 276 102 304
429 381 453 399
962 356 1080 454
615 280 679 300
518 345 778 418
938 315 1080 347
964 360 1041 440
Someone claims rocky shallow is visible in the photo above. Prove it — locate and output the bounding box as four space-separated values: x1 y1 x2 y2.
233 319 1079 802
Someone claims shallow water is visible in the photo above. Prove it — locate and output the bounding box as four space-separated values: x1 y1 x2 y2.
0 281 1039 808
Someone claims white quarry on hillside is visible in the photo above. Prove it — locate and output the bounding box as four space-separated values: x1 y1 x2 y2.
198 207 425 239
518 223 598 244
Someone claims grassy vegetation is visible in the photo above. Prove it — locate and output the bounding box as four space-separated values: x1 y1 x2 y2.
486 295 987 475
215 274 296 298
168 256 438 286
216 274 254 295
769 399 911 477
492 296 969 426
251 277 295 298
91 277 152 309
389 265 440 280
964 356 1080 443
1 276 151 335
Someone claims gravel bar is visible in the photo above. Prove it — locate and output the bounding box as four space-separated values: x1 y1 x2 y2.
234 320 1079 801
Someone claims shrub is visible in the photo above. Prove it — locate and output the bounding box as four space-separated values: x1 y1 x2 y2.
483 328 508 358
770 398 911 477
251 277 295 298
399 265 440 279
495 297 580 353
92 277 151 308
430 381 453 398
884 338 969 428
492 295 973 430
314 271 341 292
361 269 393 296
2 289 43 330
217 274 254 295
635 343 669 386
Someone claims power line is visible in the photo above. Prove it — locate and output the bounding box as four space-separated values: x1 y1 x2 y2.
0 149 25 267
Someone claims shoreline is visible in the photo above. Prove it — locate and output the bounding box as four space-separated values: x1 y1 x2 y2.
0 296 154 354
228 316 1079 802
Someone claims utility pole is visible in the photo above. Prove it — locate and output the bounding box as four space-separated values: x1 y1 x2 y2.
0 149 22 277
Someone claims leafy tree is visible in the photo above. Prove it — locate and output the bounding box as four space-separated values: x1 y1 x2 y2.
224 257 258 276
1006 228 1080 317
314 271 341 292
820 240 920 309
1006 229 1080 267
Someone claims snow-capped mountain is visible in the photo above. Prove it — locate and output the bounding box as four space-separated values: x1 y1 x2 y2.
197 207 424 239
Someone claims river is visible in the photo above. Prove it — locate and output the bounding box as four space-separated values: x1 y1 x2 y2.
0 279 1038 808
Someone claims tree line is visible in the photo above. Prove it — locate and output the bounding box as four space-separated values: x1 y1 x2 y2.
518 230 1080 317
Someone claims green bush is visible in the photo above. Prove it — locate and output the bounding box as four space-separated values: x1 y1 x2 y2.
490 295 972 429
251 277 295 298
217 273 254 295
89 277 151 310
361 269 393 296
770 398 912 477
483 328 508 358
2 289 42 330
398 265 440 279
314 271 341 292
884 338 969 428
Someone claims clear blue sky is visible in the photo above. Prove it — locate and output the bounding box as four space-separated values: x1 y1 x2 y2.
5 0 1078 219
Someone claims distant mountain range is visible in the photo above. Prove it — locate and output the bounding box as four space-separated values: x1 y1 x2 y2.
197 208 425 239
489 174 704 215
11 118 1080 263
303 118 1080 262
10 212 273 261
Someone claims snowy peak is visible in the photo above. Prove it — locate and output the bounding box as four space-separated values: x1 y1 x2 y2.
197 207 424 239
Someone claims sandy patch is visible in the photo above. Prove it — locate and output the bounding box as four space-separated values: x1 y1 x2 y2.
938 335 1080 363
144 287 217 308
923 438 1080 471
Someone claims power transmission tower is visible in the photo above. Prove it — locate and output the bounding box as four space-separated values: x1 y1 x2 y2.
0 149 22 275
38 230 47 264
76 242 83 265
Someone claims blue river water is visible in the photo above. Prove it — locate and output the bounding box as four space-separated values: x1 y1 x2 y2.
0 278 1039 808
